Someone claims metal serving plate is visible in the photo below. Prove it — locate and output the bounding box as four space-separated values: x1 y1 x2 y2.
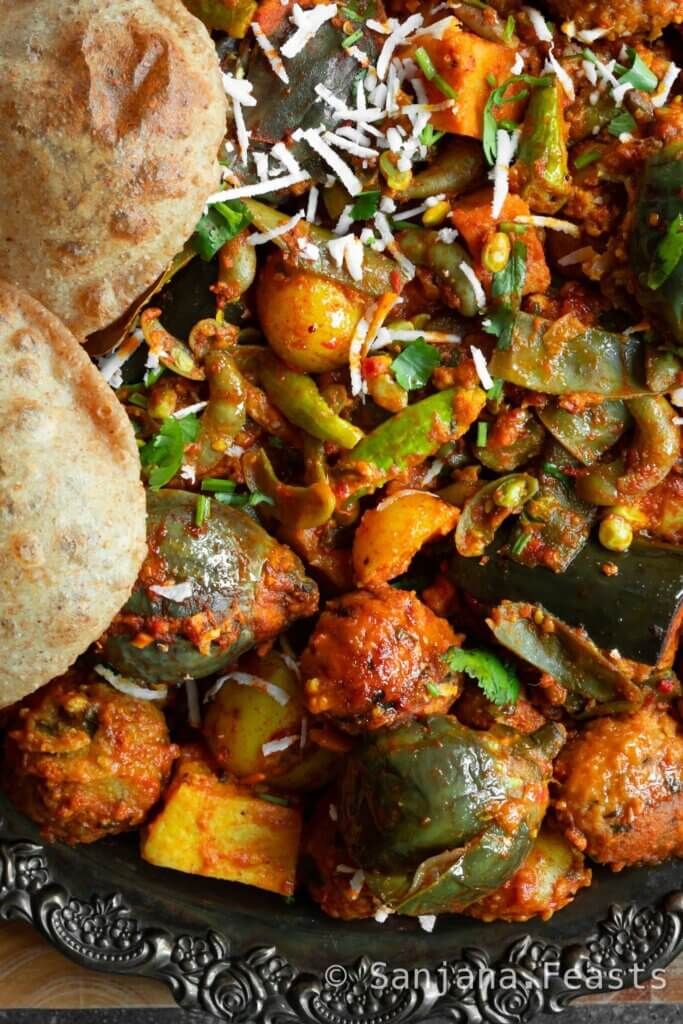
1 795 680 1023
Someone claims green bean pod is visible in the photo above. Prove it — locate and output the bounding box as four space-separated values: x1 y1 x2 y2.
510 448 596 572
629 143 683 344
516 77 570 214
396 227 480 316
617 395 679 496
216 230 257 303
538 400 630 465
242 199 407 297
334 386 486 504
194 350 247 473
259 353 364 450
489 312 649 397
455 473 539 557
243 448 336 529
140 308 204 381
401 138 486 201
488 601 642 714
576 395 679 504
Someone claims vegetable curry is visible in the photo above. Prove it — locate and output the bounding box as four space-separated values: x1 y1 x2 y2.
4 0 683 929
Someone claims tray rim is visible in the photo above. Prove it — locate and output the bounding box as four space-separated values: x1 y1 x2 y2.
1 817 681 1024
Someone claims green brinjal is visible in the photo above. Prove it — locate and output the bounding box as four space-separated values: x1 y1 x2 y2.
101 490 318 684
339 715 564 915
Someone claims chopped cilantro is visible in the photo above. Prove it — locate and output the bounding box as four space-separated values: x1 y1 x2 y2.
128 392 148 409
574 148 602 170
192 200 251 261
492 241 527 304
420 124 445 148
195 494 211 526
617 49 658 94
503 15 516 42
482 307 515 349
342 27 363 47
391 339 440 390
607 110 637 137
476 421 488 447
647 213 683 291
414 46 458 101
424 681 443 698
140 414 200 489
482 75 551 165
443 646 520 706
351 190 381 221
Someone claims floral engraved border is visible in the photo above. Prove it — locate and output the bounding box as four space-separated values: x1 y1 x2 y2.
0 828 680 1023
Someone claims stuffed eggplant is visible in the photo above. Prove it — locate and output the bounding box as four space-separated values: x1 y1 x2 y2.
101 490 318 684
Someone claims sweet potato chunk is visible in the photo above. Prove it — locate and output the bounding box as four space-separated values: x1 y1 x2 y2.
411 26 525 138
141 750 301 896
450 189 551 295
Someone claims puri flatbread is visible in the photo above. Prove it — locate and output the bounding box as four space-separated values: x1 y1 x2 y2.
0 280 147 707
0 0 227 339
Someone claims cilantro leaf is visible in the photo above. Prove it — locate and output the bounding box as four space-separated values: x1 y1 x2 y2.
140 415 200 489
617 49 657 94
419 124 445 148
482 75 551 165
647 213 683 290
492 240 527 304
482 307 515 349
391 339 440 390
607 110 637 137
351 190 381 221
414 46 459 101
192 200 251 261
215 489 274 508
443 646 521 706
342 27 363 47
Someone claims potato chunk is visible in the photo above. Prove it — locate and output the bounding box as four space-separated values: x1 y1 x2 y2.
141 750 301 896
352 491 459 587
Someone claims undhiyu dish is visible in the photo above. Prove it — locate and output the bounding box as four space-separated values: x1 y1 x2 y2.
0 0 681 932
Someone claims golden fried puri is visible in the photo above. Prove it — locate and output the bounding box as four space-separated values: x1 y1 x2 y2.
0 0 227 338
0 280 146 707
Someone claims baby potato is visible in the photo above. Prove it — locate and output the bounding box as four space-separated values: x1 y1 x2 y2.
203 650 303 779
352 491 460 587
203 650 337 789
256 253 365 372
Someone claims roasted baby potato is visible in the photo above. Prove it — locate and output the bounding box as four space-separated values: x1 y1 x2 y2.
203 649 338 788
301 587 463 732
142 747 302 896
4 671 177 845
256 253 365 372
